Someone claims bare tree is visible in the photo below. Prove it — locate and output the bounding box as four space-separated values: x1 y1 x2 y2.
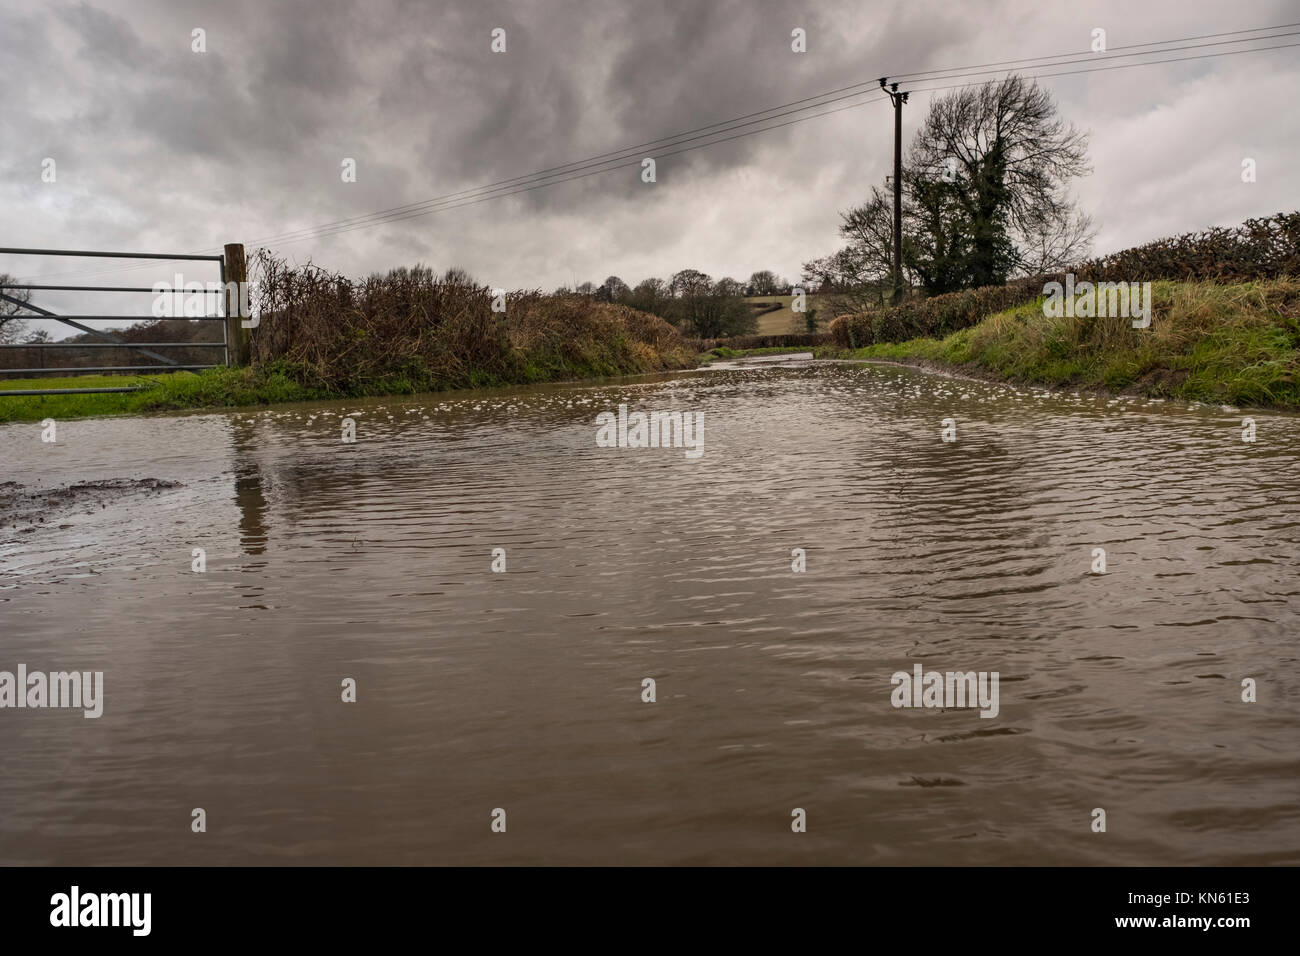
713 276 745 298
667 269 754 338
746 270 781 296
905 75 1093 287
442 266 477 286
596 275 630 302
801 186 907 312
1018 208 1095 275
627 277 670 316
0 273 33 345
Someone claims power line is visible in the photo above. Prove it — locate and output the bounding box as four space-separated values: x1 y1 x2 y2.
22 26 1295 276
14 83 898 280
236 26 1300 249
216 31 1300 248
890 29 1300 90
241 90 889 247
9 93 891 284
14 22 1298 281
889 20 1300 80
262 94 894 244
907 37 1300 97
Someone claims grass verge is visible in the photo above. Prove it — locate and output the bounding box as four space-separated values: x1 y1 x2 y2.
0 343 695 424
0 366 330 423
818 279 1300 409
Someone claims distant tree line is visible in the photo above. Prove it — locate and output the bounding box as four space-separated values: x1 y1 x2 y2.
0 273 230 373
552 269 806 339
0 314 224 373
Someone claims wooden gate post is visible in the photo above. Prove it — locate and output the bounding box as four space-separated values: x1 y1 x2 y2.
223 243 250 366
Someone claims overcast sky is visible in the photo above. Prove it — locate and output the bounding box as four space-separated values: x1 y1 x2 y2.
2 0 1298 333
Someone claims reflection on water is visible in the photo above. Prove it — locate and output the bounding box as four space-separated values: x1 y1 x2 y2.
1 361 1298 865
231 416 268 557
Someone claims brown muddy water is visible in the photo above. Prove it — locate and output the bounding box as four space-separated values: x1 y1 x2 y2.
1 358 1297 865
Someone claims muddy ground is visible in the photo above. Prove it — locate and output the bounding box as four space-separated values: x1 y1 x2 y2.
0 478 182 536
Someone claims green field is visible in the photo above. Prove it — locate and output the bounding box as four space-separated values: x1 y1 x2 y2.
0 368 330 423
744 294 838 335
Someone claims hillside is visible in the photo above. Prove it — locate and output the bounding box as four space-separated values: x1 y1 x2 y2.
744 294 838 335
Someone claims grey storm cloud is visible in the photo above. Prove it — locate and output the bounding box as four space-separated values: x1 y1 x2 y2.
1 0 1298 327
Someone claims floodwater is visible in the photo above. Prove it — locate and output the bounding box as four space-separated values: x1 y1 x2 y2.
1 358 1297 865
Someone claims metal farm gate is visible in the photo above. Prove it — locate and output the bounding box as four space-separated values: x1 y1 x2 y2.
0 244 249 396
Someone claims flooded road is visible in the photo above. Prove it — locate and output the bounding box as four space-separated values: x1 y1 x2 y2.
2 359 1298 865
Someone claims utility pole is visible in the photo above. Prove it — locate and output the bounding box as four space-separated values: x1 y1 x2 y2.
880 79 909 306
